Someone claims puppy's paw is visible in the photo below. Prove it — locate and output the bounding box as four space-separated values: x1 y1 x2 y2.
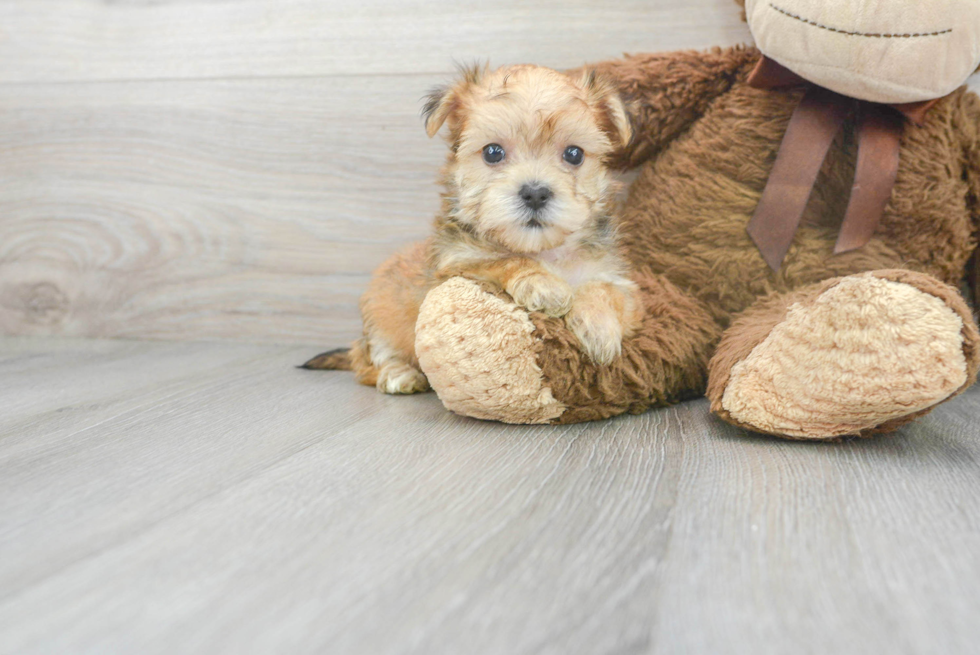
565 305 624 366
508 274 573 317
376 363 430 394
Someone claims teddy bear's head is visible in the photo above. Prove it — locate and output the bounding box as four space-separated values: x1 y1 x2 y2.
737 0 980 103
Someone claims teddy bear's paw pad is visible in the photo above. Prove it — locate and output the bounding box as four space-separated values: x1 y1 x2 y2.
376 363 430 395
721 275 969 439
415 277 566 424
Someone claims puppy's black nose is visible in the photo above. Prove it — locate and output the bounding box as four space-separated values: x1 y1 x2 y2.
519 183 553 211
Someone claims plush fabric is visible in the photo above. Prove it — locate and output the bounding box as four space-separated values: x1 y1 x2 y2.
415 277 565 424
709 271 978 439
532 270 721 424
413 40 980 439
742 0 980 103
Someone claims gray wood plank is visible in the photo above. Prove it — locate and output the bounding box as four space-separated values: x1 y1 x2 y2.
0 337 388 596
2 337 979 654
0 0 752 83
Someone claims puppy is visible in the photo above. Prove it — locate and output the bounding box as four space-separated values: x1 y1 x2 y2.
303 64 641 394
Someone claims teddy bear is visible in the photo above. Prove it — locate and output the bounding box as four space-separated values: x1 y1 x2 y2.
410 0 980 439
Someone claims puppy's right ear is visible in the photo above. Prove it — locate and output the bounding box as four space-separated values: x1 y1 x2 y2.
422 86 459 138
422 63 486 138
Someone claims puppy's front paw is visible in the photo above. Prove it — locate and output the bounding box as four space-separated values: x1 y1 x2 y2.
508 274 573 317
565 304 624 366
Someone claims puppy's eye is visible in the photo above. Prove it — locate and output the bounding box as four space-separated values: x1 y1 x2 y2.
482 143 505 164
563 146 584 166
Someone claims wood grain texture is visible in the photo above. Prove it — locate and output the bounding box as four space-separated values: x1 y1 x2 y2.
0 76 447 343
0 0 751 83
0 0 756 344
0 0 975 345
2 337 980 654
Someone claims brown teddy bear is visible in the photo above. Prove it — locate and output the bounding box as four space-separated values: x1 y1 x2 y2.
411 0 980 439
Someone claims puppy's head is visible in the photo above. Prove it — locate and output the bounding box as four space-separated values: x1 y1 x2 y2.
423 64 631 254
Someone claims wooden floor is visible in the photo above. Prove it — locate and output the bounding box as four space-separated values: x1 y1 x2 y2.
2 337 980 654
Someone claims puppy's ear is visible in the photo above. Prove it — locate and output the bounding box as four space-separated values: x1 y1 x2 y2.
422 63 486 138
422 85 458 138
600 89 632 149
580 70 632 149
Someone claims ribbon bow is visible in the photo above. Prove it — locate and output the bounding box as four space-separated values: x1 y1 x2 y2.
746 56 942 271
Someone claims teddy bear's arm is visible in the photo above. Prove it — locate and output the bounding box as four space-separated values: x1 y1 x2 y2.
587 46 758 169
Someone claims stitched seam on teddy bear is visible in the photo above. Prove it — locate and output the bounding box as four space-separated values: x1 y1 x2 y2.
769 3 952 39
766 54 961 98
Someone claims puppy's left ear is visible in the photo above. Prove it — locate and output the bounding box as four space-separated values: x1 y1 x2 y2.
580 70 632 149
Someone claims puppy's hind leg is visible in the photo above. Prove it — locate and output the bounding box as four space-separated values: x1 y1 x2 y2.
305 240 432 394
300 334 428 394
357 240 434 394
362 332 430 395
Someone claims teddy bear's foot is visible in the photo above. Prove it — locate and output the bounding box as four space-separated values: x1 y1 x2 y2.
415 277 566 424
708 270 980 439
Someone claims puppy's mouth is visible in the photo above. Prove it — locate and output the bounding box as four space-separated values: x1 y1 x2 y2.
524 215 545 229
519 204 554 230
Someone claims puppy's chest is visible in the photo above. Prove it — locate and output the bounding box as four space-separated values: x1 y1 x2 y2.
534 246 613 288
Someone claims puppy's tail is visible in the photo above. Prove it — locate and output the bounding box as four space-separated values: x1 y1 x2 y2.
299 347 352 371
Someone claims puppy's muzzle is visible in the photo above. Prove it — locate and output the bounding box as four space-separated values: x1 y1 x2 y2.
519 183 553 212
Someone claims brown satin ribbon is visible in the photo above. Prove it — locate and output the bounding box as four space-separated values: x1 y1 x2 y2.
834 105 904 255
746 56 941 271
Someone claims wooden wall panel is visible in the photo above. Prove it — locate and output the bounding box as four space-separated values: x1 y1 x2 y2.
0 0 751 83
0 0 757 344
0 76 446 343
0 1 974 344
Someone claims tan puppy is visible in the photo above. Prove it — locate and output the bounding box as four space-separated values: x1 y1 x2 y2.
303 64 641 394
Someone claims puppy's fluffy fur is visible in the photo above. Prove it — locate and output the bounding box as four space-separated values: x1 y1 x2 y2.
304 64 641 394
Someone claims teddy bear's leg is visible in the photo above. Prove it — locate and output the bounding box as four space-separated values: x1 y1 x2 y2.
707 270 980 439
415 274 721 424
